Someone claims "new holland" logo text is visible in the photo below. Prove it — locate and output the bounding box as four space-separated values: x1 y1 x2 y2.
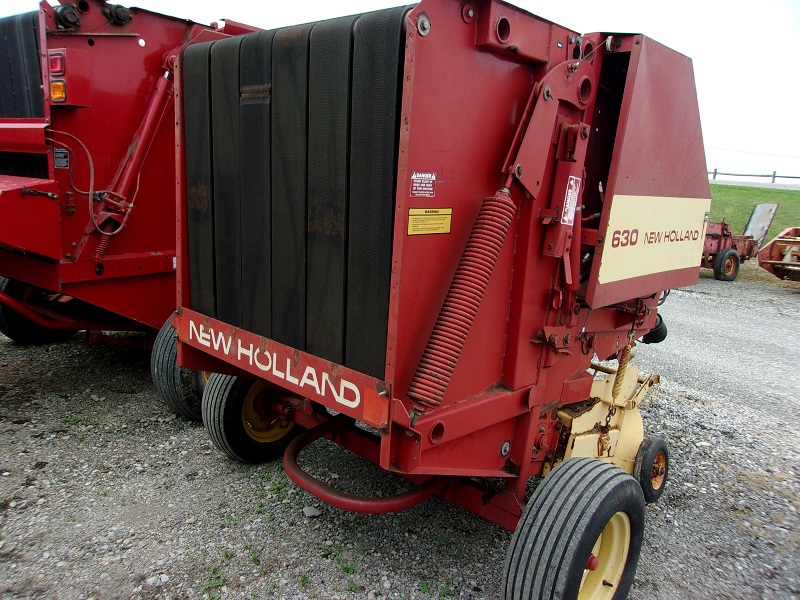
188 321 360 409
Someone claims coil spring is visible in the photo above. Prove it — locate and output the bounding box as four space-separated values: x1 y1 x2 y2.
94 220 115 260
611 340 633 401
408 191 516 414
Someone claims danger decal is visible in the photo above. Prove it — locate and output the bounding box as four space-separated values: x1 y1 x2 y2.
410 171 437 197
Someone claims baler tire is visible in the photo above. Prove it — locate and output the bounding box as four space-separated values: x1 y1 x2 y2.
202 374 298 464
503 457 644 600
713 248 740 281
150 317 203 420
634 435 669 504
641 313 668 344
0 276 78 345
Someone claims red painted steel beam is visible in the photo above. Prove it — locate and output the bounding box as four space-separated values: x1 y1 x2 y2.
0 120 48 152
0 290 127 331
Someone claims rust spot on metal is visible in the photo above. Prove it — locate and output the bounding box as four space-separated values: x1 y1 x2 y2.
327 362 342 386
307 204 345 237
538 398 560 417
187 182 210 212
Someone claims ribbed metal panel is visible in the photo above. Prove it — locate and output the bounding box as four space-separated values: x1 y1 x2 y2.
183 8 406 377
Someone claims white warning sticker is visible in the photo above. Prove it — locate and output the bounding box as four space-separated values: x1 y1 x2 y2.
410 171 436 198
54 148 69 169
563 176 581 226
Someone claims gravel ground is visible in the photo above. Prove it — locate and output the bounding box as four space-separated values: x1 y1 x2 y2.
1 260 798 600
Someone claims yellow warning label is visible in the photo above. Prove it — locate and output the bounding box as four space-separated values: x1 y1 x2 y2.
407 208 452 236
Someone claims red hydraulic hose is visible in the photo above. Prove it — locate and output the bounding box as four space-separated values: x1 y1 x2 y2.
283 415 447 514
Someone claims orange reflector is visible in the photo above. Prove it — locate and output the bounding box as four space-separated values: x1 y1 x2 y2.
49 52 65 75
51 80 66 103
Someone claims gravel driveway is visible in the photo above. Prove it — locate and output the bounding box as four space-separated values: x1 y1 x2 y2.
1 261 798 599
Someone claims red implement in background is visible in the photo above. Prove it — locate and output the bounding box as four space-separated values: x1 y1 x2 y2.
0 0 255 338
759 227 800 281
701 203 778 281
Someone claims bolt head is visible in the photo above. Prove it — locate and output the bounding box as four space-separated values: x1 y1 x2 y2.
500 440 511 456
417 14 431 36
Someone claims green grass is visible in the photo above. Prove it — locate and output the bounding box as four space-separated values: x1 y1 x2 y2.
709 183 800 241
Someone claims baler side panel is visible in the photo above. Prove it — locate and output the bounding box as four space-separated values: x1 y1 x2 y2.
182 10 405 377
586 36 711 308
389 2 572 406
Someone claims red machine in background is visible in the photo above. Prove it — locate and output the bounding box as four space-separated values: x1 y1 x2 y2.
700 203 778 281
759 227 800 281
174 0 710 597
0 0 254 417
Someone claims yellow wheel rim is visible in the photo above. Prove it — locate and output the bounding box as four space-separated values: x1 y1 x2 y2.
579 511 631 600
240 381 295 443
651 451 667 491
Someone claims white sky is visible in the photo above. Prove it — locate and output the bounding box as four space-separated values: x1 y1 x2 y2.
4 0 800 182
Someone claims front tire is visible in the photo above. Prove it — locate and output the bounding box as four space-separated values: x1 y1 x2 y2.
713 248 740 281
202 374 298 464
634 436 669 503
504 458 645 600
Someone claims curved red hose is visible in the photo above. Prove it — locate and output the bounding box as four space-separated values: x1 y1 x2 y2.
283 416 446 513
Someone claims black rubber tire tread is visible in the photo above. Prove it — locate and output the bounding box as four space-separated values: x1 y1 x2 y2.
0 276 77 345
633 435 669 504
150 318 202 420
713 248 740 281
503 457 645 600
202 374 298 464
641 313 668 344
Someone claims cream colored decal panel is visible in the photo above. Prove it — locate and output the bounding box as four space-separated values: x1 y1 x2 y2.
598 195 711 284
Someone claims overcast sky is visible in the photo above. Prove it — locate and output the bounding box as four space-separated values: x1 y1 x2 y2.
4 0 799 183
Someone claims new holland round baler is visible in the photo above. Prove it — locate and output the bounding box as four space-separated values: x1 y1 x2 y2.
173 1 711 596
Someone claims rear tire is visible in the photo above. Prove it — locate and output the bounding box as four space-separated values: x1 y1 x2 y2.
202 374 298 464
0 276 78 345
713 248 740 281
503 457 645 600
150 317 203 420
